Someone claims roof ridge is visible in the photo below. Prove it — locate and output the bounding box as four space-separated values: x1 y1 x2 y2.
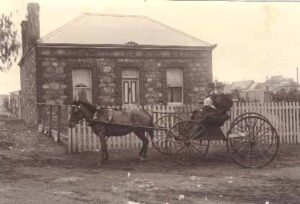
144 16 213 47
82 12 147 18
40 14 87 42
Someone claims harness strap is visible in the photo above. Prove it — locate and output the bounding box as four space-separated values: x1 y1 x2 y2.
107 109 113 122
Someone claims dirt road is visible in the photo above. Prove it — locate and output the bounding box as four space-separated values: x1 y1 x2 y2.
0 113 299 204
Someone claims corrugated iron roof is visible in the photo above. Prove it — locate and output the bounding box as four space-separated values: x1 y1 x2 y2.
39 13 213 47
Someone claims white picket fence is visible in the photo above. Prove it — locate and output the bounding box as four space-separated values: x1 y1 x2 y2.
67 102 300 153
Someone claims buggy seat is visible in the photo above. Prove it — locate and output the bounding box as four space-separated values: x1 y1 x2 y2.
191 107 230 140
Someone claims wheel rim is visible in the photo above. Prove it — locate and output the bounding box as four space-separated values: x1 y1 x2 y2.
166 120 210 165
152 115 182 154
227 116 280 168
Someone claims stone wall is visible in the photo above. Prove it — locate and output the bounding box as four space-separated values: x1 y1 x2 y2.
36 46 213 105
20 48 37 124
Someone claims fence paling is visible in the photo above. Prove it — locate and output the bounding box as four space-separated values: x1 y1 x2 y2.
289 102 292 144
292 102 295 144
292 103 295 144
280 103 285 144
295 103 300 144
67 102 300 153
283 102 288 144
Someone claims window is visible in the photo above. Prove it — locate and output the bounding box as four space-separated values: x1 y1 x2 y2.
167 68 183 103
72 69 92 103
122 69 139 104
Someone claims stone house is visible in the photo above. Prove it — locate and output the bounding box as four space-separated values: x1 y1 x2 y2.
241 83 272 102
19 3 216 124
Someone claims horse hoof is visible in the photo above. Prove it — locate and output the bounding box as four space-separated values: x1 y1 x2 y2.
96 162 103 167
98 160 107 166
139 157 147 161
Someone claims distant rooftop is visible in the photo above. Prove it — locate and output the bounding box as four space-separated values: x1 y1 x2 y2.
39 13 214 48
230 80 255 90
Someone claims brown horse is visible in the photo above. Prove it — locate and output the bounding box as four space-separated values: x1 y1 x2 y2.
68 100 154 164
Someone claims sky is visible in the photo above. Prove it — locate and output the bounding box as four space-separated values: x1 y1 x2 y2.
1 0 300 94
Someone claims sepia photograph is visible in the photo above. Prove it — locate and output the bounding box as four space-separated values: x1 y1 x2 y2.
0 0 299 203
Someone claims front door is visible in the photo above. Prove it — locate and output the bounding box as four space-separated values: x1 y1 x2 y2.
122 79 138 104
122 69 139 105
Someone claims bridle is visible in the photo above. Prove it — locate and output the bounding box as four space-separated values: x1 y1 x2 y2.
70 104 89 125
70 104 108 127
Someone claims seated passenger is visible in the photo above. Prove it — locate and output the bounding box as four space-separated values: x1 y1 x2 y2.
192 83 230 126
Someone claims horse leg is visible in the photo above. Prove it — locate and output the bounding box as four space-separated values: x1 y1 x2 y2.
99 134 109 164
94 127 109 165
135 131 149 160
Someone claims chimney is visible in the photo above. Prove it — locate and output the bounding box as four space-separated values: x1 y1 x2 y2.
27 3 40 45
21 20 28 54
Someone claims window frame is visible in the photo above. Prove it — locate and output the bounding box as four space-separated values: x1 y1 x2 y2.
166 68 184 105
72 69 93 103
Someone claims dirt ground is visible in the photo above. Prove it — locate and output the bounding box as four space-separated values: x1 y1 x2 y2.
0 112 300 204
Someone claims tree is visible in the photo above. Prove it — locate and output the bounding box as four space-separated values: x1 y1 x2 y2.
272 88 300 102
0 13 20 72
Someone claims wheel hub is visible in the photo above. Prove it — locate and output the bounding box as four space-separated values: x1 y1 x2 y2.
185 141 190 147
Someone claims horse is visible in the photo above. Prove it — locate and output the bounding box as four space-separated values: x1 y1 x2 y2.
191 93 234 126
68 100 154 164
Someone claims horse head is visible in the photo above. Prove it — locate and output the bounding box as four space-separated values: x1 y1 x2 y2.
69 100 97 128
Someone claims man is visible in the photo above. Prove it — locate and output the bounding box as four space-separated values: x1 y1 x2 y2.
192 82 227 124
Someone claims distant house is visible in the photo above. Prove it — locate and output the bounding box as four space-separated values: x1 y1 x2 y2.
241 83 272 102
230 80 255 91
19 3 216 124
266 76 298 93
225 80 272 102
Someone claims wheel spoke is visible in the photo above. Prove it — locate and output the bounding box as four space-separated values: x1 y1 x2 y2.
153 115 183 154
227 115 279 168
166 120 209 165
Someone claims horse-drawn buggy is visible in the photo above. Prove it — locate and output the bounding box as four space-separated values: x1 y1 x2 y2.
69 94 280 169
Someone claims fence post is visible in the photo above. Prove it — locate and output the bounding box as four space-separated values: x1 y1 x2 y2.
57 105 61 143
41 104 45 132
37 104 42 132
37 104 40 125
49 105 53 137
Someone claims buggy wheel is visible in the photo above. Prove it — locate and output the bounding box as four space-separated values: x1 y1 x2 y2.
232 112 267 124
152 115 182 154
166 120 210 165
226 116 280 168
